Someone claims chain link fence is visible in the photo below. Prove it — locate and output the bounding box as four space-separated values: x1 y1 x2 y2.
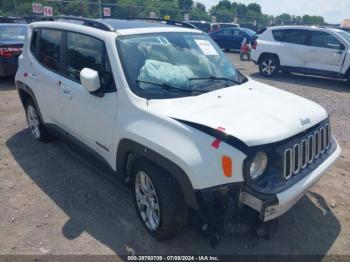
1 0 327 30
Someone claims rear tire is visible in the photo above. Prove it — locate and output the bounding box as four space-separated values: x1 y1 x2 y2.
131 158 188 241
259 55 280 77
25 99 52 142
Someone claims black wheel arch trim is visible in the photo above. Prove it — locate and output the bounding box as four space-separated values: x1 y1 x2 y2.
16 81 44 123
258 52 280 65
116 138 199 210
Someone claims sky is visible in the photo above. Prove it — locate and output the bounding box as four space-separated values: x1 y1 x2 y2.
199 0 350 24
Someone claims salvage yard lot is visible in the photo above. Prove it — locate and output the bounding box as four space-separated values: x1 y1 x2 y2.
0 53 349 256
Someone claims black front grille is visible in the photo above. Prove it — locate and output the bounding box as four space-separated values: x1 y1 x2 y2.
283 123 331 180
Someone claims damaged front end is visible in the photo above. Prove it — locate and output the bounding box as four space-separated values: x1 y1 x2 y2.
193 119 341 247
195 183 279 247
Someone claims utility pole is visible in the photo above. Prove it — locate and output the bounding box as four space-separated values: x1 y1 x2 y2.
13 0 17 16
99 0 102 19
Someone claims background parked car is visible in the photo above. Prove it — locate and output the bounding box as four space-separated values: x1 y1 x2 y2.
186 20 220 33
219 22 240 29
251 25 350 81
209 27 256 51
0 16 26 24
0 23 27 77
251 27 267 42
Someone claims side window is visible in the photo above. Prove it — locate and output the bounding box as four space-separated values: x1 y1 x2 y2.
220 29 230 35
310 31 344 50
272 29 309 45
272 29 284 41
211 24 220 32
65 32 115 92
38 29 62 71
239 30 248 37
283 29 309 45
232 29 240 36
30 28 39 57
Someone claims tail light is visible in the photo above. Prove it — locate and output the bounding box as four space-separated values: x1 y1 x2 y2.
0 47 22 58
0 48 13 58
252 41 257 50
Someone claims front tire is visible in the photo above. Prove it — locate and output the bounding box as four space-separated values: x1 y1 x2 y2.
25 99 52 142
259 55 279 77
131 158 188 241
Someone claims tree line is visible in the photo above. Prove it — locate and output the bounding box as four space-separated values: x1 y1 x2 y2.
0 0 325 27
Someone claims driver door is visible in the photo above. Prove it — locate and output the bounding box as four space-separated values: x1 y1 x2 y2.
305 30 346 73
59 31 117 159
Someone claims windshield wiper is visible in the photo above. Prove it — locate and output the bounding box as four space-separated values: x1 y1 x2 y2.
136 79 204 94
188 76 242 85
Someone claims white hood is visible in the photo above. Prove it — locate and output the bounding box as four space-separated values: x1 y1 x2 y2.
147 79 328 146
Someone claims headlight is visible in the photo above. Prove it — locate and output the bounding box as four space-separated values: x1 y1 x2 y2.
249 151 268 180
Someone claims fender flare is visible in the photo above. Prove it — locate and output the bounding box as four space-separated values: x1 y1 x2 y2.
16 81 45 123
258 52 280 65
116 138 199 210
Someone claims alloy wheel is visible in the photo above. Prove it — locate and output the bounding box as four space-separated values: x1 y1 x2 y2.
26 105 40 138
135 171 161 231
261 59 276 76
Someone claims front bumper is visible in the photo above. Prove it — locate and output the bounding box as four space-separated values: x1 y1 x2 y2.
240 140 341 222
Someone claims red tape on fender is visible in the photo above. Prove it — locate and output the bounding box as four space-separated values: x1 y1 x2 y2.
211 127 226 149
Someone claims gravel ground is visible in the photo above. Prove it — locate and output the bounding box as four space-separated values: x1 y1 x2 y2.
0 53 349 257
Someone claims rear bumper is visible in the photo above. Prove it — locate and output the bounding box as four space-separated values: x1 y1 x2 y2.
240 140 341 221
0 60 18 76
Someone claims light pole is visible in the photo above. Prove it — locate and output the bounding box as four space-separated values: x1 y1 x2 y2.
99 0 102 19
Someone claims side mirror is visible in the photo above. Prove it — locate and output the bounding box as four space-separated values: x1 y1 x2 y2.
80 68 101 93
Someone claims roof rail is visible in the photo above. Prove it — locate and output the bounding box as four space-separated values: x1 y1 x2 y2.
33 16 114 31
122 17 197 29
0 16 26 24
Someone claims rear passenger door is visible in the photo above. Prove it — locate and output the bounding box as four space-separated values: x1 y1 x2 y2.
29 28 63 124
305 30 346 73
230 29 244 50
272 29 309 67
59 31 117 160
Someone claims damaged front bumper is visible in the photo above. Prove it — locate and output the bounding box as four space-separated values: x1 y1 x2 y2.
240 140 341 222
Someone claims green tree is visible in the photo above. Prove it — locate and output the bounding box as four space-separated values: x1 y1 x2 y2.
189 8 209 21
196 2 206 12
178 0 193 11
247 3 261 14
276 13 291 24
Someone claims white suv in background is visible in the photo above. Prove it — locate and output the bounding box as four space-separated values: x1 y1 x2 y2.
15 17 341 242
251 25 350 82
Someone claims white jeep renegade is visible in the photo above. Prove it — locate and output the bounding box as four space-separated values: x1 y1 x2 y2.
15 17 341 241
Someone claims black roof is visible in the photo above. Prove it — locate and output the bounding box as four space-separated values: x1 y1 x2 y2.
33 16 196 31
0 16 26 24
101 19 173 30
